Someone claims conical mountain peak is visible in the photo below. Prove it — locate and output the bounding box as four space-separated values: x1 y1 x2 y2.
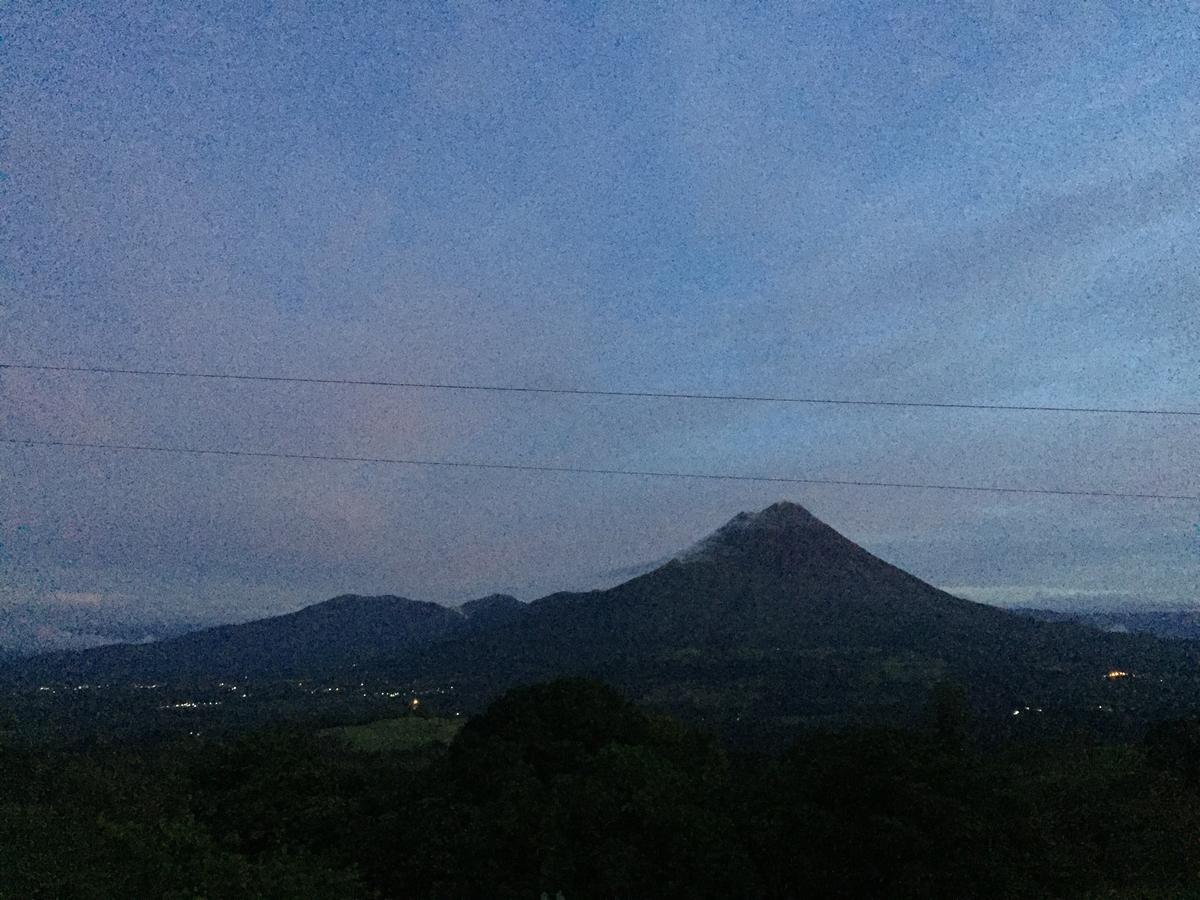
741 501 824 528
675 501 840 564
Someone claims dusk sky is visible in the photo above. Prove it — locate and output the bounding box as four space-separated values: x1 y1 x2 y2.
2 2 1197 652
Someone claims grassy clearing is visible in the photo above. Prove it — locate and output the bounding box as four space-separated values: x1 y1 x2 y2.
324 715 464 753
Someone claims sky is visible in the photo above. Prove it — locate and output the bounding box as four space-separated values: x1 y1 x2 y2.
1 1 1198 653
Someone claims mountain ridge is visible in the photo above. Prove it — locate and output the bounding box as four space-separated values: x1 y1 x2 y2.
6 502 1196 735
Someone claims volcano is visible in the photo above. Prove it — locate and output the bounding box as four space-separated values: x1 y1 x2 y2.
7 502 1195 736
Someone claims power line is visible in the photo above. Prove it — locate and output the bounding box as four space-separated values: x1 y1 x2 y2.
3 362 1196 417
3 437 1197 501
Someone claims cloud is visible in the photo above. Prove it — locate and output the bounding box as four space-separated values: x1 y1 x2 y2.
46 591 108 608
0 1 1195 643
30 625 121 653
943 585 1153 609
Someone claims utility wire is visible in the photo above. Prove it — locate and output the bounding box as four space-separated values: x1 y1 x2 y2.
3 437 1197 501
2 362 1196 417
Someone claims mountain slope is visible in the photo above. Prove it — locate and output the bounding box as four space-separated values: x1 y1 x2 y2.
459 594 524 628
7 503 1196 736
7 594 465 683
404 503 1198 726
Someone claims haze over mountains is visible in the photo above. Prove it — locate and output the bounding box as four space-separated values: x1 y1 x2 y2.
1014 607 1200 641
7 502 1198 733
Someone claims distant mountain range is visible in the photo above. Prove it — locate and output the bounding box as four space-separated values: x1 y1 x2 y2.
0 605 203 657
7 502 1198 733
1013 607 1200 641
4 591 520 684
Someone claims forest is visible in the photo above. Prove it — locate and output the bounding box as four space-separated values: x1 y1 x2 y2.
3 678 1200 898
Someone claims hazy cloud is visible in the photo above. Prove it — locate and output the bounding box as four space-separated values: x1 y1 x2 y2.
1 1 1197 650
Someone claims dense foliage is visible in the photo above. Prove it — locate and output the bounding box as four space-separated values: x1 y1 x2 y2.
3 679 1199 898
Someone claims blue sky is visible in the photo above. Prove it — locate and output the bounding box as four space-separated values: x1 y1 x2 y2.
1 1 1197 651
